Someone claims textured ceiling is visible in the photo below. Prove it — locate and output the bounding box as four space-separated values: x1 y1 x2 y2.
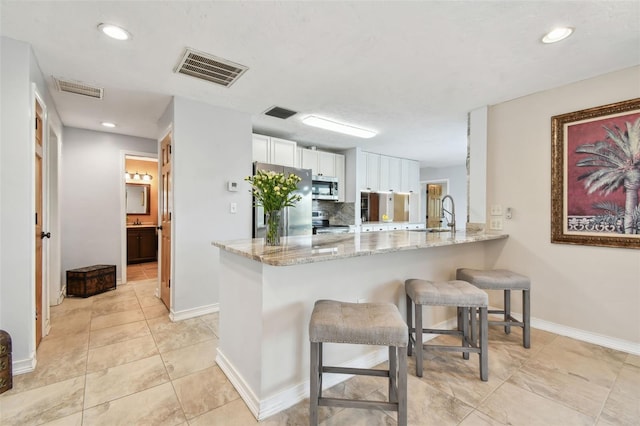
1 1 639 167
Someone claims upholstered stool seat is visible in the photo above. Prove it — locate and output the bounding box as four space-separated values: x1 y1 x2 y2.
457 268 531 348
405 279 489 381
309 300 408 426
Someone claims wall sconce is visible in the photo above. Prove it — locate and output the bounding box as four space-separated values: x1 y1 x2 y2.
125 171 153 181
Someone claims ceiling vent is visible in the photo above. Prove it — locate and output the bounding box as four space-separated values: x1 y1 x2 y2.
264 106 297 119
53 77 103 99
175 48 248 88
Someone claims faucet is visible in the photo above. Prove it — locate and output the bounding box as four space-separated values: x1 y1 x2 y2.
441 195 456 234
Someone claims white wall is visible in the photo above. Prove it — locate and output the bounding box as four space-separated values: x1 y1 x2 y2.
0 37 63 369
486 66 640 346
61 128 156 281
421 165 467 229
170 97 252 316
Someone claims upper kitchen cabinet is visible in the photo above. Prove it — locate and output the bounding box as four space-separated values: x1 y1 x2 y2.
252 134 297 167
379 156 402 192
402 159 420 193
299 147 342 178
335 154 345 202
359 151 380 191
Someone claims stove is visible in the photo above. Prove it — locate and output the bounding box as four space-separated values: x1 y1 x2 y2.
312 211 351 234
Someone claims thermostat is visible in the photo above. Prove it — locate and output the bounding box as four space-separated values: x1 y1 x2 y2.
227 181 238 192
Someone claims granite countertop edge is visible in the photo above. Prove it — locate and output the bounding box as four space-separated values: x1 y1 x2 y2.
213 231 508 267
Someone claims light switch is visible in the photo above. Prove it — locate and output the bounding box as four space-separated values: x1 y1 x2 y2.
505 207 513 219
230 202 237 214
490 204 503 216
489 217 503 230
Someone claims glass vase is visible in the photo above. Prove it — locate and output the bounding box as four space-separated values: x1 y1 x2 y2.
265 210 282 246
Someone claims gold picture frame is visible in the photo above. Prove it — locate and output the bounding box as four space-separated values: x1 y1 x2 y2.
551 98 640 249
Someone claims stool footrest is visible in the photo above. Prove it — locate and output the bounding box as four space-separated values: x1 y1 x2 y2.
323 366 389 378
489 319 523 327
319 397 399 412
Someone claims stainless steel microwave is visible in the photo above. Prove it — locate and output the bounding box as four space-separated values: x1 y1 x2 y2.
312 175 339 201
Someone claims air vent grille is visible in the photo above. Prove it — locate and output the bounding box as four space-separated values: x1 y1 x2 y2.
264 106 297 119
53 77 103 99
175 48 248 87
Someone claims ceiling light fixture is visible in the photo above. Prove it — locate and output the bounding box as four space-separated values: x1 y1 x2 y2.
101 121 116 128
97 23 131 41
302 115 377 139
541 27 574 44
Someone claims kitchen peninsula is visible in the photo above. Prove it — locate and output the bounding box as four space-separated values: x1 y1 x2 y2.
212 230 507 420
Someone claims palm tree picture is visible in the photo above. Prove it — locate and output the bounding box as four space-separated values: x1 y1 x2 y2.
575 117 640 235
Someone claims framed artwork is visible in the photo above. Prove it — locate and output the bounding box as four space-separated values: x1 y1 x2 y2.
551 98 640 249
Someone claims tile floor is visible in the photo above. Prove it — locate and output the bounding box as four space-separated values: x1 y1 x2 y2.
1 276 638 425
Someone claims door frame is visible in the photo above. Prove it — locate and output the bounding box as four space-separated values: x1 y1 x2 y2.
420 179 449 227
119 150 158 284
157 126 173 309
32 84 50 344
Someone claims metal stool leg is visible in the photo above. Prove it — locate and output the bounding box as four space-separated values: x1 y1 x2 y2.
310 341 320 425
504 289 511 334
415 300 423 377
523 289 531 348
406 293 413 357
462 307 470 360
479 307 488 381
398 346 407 426
389 346 397 403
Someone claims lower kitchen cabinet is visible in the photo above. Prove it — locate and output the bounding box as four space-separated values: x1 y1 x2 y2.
127 227 158 264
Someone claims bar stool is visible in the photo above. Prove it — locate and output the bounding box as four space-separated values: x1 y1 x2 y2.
456 268 531 348
309 300 408 426
405 279 489 381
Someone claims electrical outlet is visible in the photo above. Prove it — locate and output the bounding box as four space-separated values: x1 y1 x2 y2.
505 207 513 219
490 204 503 216
489 217 503 230
230 202 237 214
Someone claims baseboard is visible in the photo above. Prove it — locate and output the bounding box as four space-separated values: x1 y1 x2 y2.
13 354 37 375
530 317 640 356
217 345 389 421
216 349 261 419
170 303 219 322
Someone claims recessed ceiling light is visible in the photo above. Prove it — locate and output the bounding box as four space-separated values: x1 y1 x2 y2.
302 115 377 139
97 23 131 41
542 27 574 44
101 121 116 128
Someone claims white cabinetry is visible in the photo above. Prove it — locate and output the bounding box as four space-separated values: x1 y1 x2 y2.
318 151 336 177
252 134 297 167
402 159 420 193
299 148 318 172
359 151 380 191
335 154 345 202
387 157 402 192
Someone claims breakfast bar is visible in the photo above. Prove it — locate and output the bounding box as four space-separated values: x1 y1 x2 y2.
212 230 507 420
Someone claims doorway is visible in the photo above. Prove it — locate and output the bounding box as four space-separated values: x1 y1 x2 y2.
424 180 449 229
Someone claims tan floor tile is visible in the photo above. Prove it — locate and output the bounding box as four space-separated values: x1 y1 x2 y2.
189 398 258 425
46 310 92 338
83 382 186 426
137 294 165 308
37 331 90 358
199 312 220 336
0 376 84 425
509 355 612 418
318 400 395 425
148 317 217 353
459 410 506 425
84 354 170 408
161 338 218 380
143 303 169 319
39 411 83 426
405 374 474 425
91 296 140 317
477 381 593 425
89 319 150 348
599 364 640 425
90 307 145 331
10 348 87 393
50 297 94 320
625 353 640 368
87 334 158 372
172 365 240 419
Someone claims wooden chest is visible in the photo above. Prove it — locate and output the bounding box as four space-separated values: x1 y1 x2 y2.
0 330 12 394
67 265 116 298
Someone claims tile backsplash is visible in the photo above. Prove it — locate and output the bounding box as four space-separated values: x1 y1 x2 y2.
313 201 355 225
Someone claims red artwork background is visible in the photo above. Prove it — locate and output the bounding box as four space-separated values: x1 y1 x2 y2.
566 112 640 216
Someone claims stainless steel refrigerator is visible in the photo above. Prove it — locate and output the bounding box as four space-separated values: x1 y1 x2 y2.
252 162 313 238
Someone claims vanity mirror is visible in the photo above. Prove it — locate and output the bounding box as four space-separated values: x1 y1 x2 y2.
126 183 150 215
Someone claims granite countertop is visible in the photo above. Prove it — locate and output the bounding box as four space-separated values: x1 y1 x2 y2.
213 230 508 266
